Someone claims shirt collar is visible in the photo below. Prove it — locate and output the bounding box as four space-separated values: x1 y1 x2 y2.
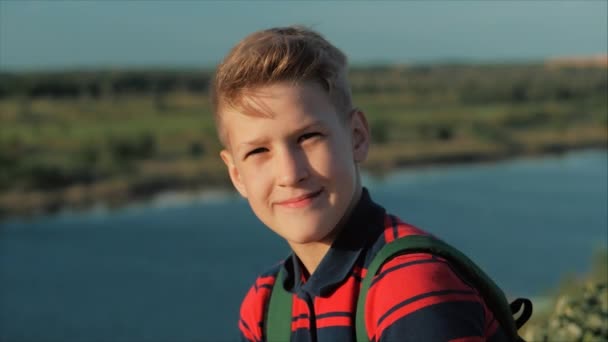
280 187 386 297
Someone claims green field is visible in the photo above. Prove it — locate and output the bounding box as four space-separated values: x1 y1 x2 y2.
1 62 606 218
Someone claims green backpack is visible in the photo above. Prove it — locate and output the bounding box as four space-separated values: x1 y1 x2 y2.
266 235 533 342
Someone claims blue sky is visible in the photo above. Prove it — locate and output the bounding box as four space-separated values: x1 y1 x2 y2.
0 1 606 71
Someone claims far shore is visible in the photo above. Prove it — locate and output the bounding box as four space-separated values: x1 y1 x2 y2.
1 143 605 222
2 63 606 222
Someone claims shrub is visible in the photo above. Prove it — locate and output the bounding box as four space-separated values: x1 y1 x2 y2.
107 132 157 161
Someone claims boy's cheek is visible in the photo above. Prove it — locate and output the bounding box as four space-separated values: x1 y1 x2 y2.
240 166 269 189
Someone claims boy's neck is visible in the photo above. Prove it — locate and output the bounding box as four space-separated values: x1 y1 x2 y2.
291 242 332 277
289 186 363 275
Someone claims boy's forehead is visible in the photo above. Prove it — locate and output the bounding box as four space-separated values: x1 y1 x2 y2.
220 83 338 147
221 110 325 153
221 99 330 133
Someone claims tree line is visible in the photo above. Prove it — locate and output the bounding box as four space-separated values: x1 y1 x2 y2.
1 63 606 104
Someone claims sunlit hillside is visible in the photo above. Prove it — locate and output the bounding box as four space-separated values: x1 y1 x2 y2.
1 61 606 219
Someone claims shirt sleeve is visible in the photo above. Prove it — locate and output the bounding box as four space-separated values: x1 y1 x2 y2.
238 283 262 342
238 273 276 342
364 253 500 342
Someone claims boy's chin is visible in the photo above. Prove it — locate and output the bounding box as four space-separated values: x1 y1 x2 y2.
280 224 337 246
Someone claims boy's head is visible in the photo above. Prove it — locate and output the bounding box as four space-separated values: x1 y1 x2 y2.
211 26 353 145
211 26 370 249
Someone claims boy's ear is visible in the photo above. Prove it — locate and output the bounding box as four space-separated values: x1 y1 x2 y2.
219 149 248 198
350 109 370 163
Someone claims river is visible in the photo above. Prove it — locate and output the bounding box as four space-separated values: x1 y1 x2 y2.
1 150 606 341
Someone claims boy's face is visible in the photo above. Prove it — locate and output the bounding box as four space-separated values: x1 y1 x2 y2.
219 81 370 248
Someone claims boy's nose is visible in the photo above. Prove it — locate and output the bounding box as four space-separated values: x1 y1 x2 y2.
275 147 309 187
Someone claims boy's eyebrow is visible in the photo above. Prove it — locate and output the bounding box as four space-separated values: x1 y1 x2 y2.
239 137 270 149
238 120 325 149
292 120 325 136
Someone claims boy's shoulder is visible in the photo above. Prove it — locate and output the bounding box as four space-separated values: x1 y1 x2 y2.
238 264 281 341
362 214 504 340
244 262 282 302
361 212 431 267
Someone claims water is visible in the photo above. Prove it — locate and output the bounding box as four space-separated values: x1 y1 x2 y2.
1 150 606 341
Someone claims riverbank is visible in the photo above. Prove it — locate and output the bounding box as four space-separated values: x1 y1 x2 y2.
1 143 605 221
1 63 606 221
521 250 607 341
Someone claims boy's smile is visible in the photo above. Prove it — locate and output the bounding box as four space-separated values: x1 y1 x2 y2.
274 188 324 209
219 81 370 252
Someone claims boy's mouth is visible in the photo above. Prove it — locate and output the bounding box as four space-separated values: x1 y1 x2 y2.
276 188 324 208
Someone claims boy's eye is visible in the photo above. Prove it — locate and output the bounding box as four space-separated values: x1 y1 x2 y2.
298 132 322 143
245 147 267 159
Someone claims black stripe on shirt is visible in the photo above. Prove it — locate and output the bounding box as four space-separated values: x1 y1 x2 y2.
239 319 261 342
240 318 253 334
292 313 309 322
378 289 476 326
369 258 444 288
317 311 352 320
376 300 485 342
292 311 352 322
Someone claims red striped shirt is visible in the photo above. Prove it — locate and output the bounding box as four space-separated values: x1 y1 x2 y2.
239 189 509 342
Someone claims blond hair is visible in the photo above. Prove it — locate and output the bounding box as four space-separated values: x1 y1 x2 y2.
210 26 353 145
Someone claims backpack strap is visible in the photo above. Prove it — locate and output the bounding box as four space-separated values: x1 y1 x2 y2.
266 267 292 342
355 235 531 342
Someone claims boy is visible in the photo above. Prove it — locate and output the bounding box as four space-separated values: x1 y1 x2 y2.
211 26 524 341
